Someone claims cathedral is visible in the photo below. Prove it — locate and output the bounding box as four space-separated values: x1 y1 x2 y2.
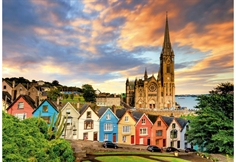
126 14 175 109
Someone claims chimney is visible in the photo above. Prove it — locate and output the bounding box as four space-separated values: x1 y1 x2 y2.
57 97 60 105
12 80 15 88
112 105 116 114
77 102 80 109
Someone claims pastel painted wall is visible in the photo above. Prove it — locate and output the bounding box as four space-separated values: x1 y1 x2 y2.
166 119 182 148
117 111 136 144
151 117 168 148
7 97 34 119
99 108 119 142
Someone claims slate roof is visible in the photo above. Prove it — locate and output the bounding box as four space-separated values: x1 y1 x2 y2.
6 95 36 110
131 111 143 122
32 99 58 114
79 104 89 114
2 91 12 104
161 116 174 126
97 107 109 117
147 114 159 124
115 108 126 119
175 117 189 131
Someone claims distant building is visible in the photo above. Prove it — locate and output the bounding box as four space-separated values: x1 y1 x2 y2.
96 93 121 107
126 13 175 109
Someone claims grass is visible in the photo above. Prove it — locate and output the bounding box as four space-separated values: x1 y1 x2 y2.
60 95 86 104
94 151 172 156
150 156 190 162
95 156 158 162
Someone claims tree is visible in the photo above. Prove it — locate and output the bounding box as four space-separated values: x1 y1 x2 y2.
70 93 74 100
47 88 61 101
64 94 69 99
187 82 234 155
52 80 59 86
82 84 96 103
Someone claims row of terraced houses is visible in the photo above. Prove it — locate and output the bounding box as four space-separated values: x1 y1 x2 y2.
4 93 192 150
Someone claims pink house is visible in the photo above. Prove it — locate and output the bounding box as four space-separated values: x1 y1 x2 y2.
7 95 36 120
134 112 153 145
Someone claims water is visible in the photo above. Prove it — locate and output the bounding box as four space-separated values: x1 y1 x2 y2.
175 96 199 110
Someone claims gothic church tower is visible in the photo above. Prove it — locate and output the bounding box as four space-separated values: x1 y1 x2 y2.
126 13 175 109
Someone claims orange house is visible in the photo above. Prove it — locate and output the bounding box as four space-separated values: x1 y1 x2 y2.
149 115 173 148
7 95 36 120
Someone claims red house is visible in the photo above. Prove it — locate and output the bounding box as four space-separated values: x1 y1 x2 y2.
133 112 153 145
7 95 36 120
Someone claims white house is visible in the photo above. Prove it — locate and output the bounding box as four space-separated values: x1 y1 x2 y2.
61 102 80 139
78 104 99 141
166 118 182 149
175 118 191 149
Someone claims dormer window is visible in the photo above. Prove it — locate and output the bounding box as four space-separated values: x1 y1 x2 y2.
18 102 24 109
87 111 91 118
172 123 176 128
43 105 48 112
141 119 145 124
106 113 111 120
157 121 161 126
3 85 6 89
124 116 129 122
66 108 70 114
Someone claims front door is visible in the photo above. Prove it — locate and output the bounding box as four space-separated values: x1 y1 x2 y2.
93 132 97 141
131 135 134 144
147 138 150 145
113 133 116 142
139 138 143 144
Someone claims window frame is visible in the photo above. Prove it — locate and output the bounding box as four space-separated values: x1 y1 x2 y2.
104 123 113 131
140 128 147 135
87 111 91 118
156 130 163 136
42 105 48 112
122 126 131 133
124 116 129 122
18 102 24 109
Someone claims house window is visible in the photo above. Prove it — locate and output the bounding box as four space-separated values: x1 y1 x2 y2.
163 139 166 147
149 104 152 108
18 102 24 109
186 125 189 131
87 111 91 118
122 126 130 133
172 123 176 128
124 116 128 122
66 117 72 125
184 133 188 140
41 116 50 124
171 141 174 147
66 108 70 114
140 128 147 135
84 120 93 129
104 123 113 131
170 130 178 139
156 130 162 136
3 85 6 89
73 130 76 135
106 114 111 120
104 134 108 141
122 136 126 142
157 121 161 126
141 119 145 124
14 113 26 120
42 105 48 112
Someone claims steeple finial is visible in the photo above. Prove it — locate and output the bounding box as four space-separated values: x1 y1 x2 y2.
163 11 172 51
144 67 148 80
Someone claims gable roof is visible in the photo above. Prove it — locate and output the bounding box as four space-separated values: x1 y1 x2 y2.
32 99 58 114
2 79 13 87
97 106 109 117
147 114 159 124
175 117 189 131
135 113 153 126
98 107 119 121
6 95 36 110
161 116 174 126
115 108 127 119
78 104 99 120
2 91 12 104
118 110 136 124
131 111 143 122
61 102 80 115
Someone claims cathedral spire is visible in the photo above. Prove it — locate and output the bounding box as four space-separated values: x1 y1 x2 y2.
144 67 148 80
163 11 172 52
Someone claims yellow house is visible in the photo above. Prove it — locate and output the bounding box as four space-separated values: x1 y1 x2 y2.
118 111 136 144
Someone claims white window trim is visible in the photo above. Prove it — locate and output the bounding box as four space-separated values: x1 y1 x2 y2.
14 113 26 120
140 128 147 135
124 116 129 122
122 126 131 133
104 134 108 141
104 123 113 131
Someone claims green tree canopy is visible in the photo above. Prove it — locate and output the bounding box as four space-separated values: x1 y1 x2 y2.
82 84 96 103
187 82 234 155
2 111 74 162
47 87 61 101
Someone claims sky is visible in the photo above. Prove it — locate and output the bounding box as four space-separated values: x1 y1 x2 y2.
2 0 234 95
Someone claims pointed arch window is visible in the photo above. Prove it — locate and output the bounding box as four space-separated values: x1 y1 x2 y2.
167 65 170 73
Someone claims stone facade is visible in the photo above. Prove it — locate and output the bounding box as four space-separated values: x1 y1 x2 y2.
126 14 175 109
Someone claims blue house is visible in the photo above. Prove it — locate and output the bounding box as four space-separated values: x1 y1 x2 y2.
32 99 58 125
98 107 119 142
